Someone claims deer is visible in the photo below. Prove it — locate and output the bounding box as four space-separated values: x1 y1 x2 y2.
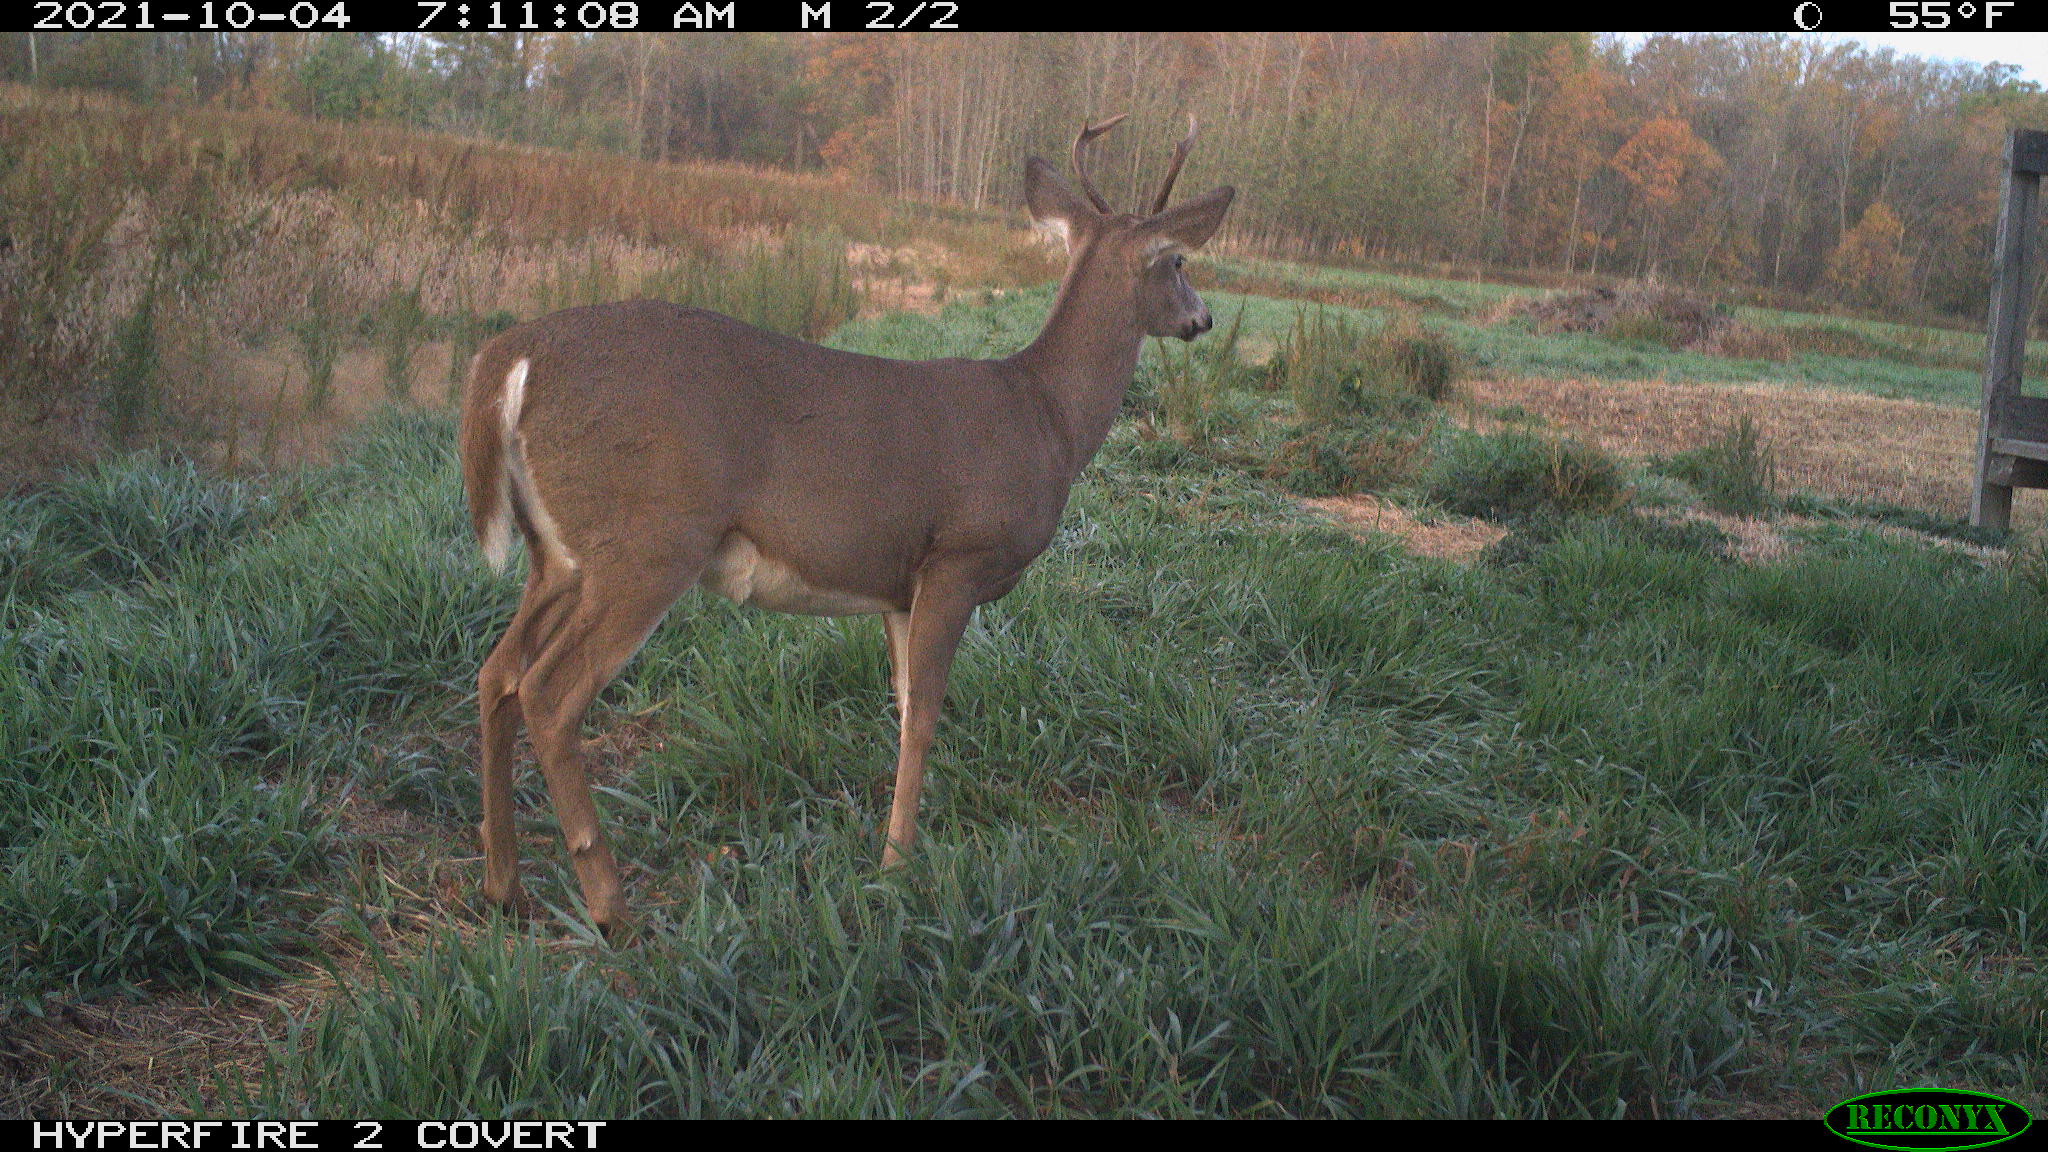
457 115 1234 932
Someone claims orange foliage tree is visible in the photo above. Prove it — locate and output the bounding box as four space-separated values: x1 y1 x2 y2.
1608 115 1725 277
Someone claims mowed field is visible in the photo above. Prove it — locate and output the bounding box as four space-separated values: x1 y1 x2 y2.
4 96 2047 1120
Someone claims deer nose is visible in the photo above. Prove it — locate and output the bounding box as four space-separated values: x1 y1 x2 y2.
1182 310 1213 340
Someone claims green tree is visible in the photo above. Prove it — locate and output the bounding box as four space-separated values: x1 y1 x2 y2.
294 32 385 121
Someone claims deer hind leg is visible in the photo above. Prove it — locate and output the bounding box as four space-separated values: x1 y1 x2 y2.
881 584 977 869
476 564 580 912
516 560 701 932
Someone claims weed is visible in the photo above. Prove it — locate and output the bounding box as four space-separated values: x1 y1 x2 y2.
1660 416 1777 518
1268 425 1429 496
1156 300 1248 444
104 278 163 442
1423 429 1627 521
367 286 430 401
1269 306 1452 423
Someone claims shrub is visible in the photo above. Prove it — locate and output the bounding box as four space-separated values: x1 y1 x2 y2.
1268 306 1456 423
1514 282 1729 350
641 230 862 340
1697 321 1792 361
1267 425 1429 497
1375 315 1460 402
367 285 430 400
1604 313 1682 347
1660 416 1776 518
1422 430 1626 521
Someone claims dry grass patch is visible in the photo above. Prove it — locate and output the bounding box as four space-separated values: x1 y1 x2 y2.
1463 375 2040 530
0 85 917 483
1302 494 1506 563
1503 282 1788 358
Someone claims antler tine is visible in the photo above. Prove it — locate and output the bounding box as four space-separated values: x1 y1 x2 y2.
1150 114 1199 215
1070 113 1128 215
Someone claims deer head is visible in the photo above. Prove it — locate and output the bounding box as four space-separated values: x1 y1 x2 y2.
1023 115 1236 342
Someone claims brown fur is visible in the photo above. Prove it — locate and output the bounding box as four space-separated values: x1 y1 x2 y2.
459 125 1234 930
456 354 508 564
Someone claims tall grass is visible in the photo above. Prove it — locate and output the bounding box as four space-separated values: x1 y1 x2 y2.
1155 299 1249 443
1422 429 1627 520
0 85 899 474
1660 415 1778 518
1270 305 1457 423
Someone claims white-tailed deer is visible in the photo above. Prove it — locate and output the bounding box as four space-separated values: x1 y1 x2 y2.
458 116 1233 930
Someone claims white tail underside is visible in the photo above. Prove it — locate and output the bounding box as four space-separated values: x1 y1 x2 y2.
483 358 579 576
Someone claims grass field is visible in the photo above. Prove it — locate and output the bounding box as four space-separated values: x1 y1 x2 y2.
5 281 2048 1117
4 88 2047 1121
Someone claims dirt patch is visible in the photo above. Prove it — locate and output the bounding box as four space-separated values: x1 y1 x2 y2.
1308 493 1996 570
1462 375 2045 532
1658 507 1806 564
1649 506 2004 565
1 984 304 1118
1303 493 1506 563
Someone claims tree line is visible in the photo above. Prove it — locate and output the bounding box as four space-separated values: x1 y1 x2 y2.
7 30 2047 319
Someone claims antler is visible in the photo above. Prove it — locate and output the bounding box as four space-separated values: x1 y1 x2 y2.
1151 115 1198 214
1070 113 1128 215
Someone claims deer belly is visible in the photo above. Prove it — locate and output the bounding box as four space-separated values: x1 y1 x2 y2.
698 533 896 617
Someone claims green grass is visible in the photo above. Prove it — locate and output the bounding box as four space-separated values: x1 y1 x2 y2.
1421 429 1628 521
6 288 2048 1118
828 263 2007 412
1657 416 1779 519
1179 269 2002 409
1208 257 1530 318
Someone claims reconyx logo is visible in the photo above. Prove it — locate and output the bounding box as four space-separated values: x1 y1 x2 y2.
1826 1090 2032 1151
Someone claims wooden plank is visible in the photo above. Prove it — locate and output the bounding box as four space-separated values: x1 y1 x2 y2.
1981 156 2038 414
1990 437 2048 462
1992 395 2048 442
1976 479 2014 530
1986 452 2048 488
1973 136 2041 530
2012 128 2048 176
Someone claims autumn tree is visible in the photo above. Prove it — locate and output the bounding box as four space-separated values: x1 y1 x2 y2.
5 30 2048 320
1609 115 1725 278
1826 200 1911 308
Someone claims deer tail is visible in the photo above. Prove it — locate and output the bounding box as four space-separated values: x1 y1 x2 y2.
459 355 528 573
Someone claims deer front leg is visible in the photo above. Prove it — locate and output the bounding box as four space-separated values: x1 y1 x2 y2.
881 587 977 868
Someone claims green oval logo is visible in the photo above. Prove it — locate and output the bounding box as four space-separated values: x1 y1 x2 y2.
1826 1089 2032 1151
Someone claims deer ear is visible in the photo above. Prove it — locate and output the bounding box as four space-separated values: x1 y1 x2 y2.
1144 186 1235 250
1024 157 1095 232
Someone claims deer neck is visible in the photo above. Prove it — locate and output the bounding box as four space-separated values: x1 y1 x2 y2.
1010 248 1143 475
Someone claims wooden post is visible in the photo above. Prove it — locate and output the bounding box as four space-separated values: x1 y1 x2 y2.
1973 130 2048 531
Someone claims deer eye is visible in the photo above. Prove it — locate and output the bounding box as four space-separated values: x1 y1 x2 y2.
1171 253 1185 270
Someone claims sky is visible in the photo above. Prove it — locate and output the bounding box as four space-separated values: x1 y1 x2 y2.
1615 32 2048 86
1820 31 2048 84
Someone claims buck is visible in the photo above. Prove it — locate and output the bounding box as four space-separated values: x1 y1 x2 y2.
457 116 1234 930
